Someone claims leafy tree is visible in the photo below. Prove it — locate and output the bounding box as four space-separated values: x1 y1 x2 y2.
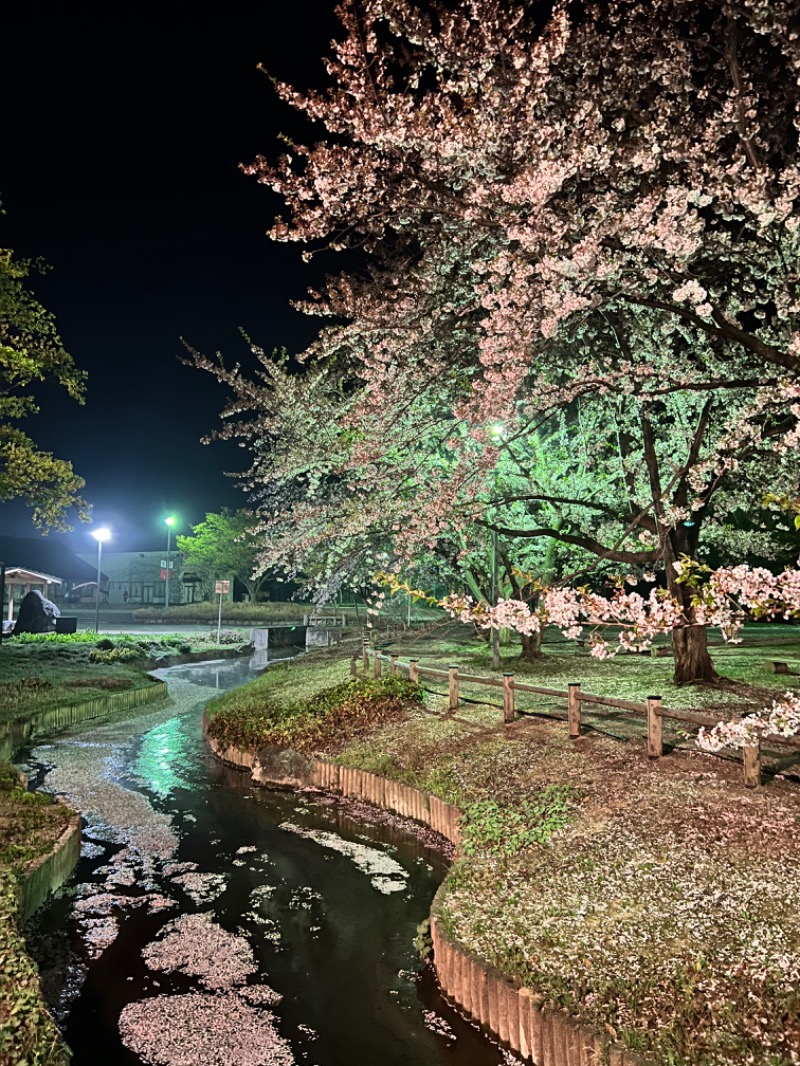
0 243 88 528
176 509 269 602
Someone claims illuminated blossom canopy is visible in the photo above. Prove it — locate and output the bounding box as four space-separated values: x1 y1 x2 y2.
196 0 800 684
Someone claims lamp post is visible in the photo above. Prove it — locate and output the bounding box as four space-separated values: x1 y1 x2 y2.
491 526 500 670
489 422 505 671
164 516 176 609
91 527 111 633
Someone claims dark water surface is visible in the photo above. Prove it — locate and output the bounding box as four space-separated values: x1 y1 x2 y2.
24 655 512 1066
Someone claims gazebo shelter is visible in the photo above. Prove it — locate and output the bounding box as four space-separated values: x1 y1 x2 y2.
3 568 63 621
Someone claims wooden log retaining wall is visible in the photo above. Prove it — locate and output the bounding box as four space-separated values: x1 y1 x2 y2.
429 903 650 1065
0 679 169 762
18 808 82 923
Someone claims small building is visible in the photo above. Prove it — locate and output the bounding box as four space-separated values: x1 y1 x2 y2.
0 536 101 618
75 549 184 606
74 549 234 607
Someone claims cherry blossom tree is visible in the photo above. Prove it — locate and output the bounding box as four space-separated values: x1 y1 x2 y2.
189 342 588 634
196 0 800 683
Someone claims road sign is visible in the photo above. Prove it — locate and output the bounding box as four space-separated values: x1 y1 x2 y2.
215 580 230 595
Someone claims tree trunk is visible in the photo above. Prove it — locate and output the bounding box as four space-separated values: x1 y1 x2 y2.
519 630 542 661
671 621 718 685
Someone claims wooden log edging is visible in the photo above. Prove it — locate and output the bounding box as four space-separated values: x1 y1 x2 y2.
17 807 82 923
203 723 653 1065
0 678 169 762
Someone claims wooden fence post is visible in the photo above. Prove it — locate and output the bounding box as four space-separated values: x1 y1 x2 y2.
448 667 459 711
362 641 369 674
503 673 515 723
390 654 398 676
743 739 762 788
567 683 581 739
646 696 663 759
409 659 419 684
350 655 357 678
374 652 382 679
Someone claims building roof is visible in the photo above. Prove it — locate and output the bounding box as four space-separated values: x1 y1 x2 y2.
0 537 101 584
4 568 63 586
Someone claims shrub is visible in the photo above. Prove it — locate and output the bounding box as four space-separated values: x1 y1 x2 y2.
88 647 140 664
207 675 422 755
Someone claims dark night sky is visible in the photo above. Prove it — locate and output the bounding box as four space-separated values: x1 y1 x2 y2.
1 3 341 552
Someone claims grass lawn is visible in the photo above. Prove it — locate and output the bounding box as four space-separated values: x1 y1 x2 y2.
212 621 800 1065
0 631 251 726
133 600 444 625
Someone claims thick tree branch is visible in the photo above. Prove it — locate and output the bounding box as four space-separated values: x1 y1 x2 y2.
674 397 714 509
623 295 796 371
476 520 661 564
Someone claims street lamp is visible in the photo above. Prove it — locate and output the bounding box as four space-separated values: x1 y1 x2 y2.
90 527 111 633
164 516 176 609
488 422 505 669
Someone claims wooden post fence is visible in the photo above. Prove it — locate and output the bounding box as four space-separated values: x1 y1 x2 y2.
743 740 762 788
448 667 459 711
503 674 515 723
647 696 663 759
349 650 783 790
567 683 581 739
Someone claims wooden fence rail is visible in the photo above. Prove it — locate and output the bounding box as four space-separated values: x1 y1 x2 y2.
352 647 800 790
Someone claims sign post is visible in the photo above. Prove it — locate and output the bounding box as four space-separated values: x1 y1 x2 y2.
215 580 230 646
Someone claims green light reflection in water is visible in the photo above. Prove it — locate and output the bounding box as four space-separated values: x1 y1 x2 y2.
132 716 196 798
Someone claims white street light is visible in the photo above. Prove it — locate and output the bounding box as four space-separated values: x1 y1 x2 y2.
90 527 111 633
164 516 176 609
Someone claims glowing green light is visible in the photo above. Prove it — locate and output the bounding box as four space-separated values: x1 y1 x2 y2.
132 718 193 798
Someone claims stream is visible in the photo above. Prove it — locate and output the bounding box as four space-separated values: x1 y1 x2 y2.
22 654 514 1066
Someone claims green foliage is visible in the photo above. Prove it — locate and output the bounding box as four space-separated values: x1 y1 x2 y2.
0 764 71 1066
9 630 98 645
0 242 88 529
195 629 247 645
0 763 22 791
207 674 422 755
460 787 576 857
88 647 141 663
176 509 266 601
413 918 433 959
0 868 69 1065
